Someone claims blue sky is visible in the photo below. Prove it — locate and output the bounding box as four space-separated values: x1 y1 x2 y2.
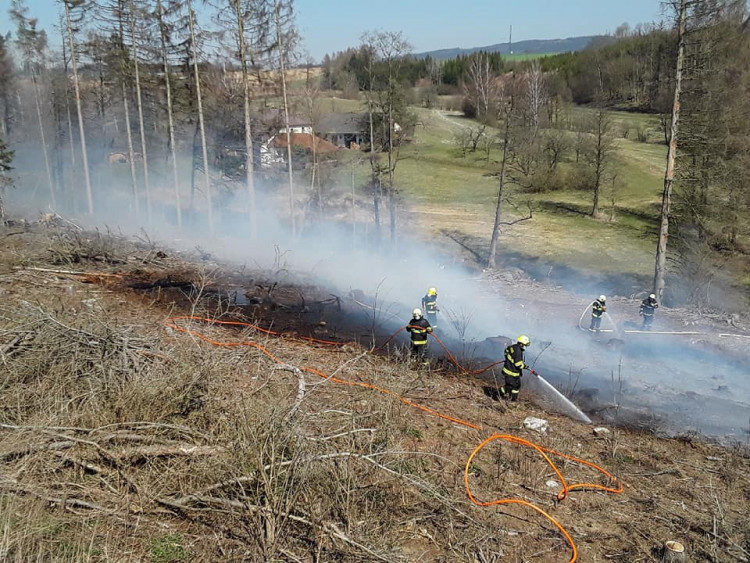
2 0 668 61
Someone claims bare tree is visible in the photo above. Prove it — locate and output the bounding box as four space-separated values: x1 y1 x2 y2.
11 0 55 209
465 52 499 123
154 0 182 227
227 0 266 238
127 0 152 223
109 0 140 217
584 105 615 217
62 0 94 215
653 0 689 299
364 30 412 244
488 79 532 267
359 37 382 242
186 0 213 232
525 59 546 135
272 0 297 236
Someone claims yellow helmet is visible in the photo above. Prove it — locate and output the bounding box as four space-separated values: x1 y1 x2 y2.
517 335 531 347
428 287 437 296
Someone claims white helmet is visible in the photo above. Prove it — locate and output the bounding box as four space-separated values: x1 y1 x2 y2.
412 308 422 320
599 295 606 303
649 293 656 300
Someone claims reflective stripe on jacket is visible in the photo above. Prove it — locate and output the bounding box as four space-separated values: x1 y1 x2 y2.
502 344 527 377
592 300 606 318
407 318 432 344
640 299 658 317
422 295 438 313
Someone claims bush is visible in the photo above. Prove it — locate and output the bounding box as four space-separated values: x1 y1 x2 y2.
461 97 477 119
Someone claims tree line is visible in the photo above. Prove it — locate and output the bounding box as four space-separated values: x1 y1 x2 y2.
1 0 748 306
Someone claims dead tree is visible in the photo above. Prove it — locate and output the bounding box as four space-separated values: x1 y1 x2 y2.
10 1 55 209
488 83 513 269
63 0 94 215
128 0 152 223
230 0 260 238
187 0 213 233
273 0 296 236
653 0 688 300
155 0 182 227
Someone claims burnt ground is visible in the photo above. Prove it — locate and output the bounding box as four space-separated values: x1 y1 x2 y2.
1 220 749 562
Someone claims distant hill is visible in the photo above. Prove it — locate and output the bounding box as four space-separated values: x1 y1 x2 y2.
415 36 596 60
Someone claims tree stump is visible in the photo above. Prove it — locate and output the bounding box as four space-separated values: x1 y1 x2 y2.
661 540 686 562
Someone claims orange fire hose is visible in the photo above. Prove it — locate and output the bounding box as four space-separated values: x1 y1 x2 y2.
165 316 623 562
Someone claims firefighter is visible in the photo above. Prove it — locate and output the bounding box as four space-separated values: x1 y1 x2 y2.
500 335 536 401
639 293 659 330
406 308 432 366
589 295 607 332
421 287 439 328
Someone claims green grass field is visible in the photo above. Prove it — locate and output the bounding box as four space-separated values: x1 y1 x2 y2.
389 106 667 279
303 96 748 297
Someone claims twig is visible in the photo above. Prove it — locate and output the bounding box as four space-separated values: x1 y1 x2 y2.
274 363 306 420
13 266 122 277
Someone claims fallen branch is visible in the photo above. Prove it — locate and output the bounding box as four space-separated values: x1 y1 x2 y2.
116 444 224 463
156 495 394 562
274 363 306 420
0 440 76 462
0 479 109 513
13 266 123 278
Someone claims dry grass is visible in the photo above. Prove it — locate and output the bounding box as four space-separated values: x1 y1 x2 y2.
1 223 749 562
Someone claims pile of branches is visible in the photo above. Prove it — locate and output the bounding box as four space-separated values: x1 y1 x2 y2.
0 302 513 561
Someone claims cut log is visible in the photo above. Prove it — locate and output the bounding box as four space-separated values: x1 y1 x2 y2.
661 540 686 562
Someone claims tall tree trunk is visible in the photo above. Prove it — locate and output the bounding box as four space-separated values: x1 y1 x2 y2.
387 90 395 243
488 108 512 268
31 69 55 208
366 77 380 243
653 0 688 301
156 0 181 227
232 0 256 239
59 20 76 199
129 0 152 224
274 0 295 236
64 1 93 215
187 0 213 233
122 81 139 217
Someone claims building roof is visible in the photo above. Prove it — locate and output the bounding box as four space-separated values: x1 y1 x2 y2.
316 112 367 135
269 133 339 153
256 109 311 129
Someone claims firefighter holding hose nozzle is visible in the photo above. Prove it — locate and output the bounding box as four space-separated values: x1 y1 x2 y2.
500 335 536 402
421 287 439 329
589 295 607 333
406 308 432 366
639 293 659 330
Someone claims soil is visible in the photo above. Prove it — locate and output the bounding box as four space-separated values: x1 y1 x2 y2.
1 220 749 562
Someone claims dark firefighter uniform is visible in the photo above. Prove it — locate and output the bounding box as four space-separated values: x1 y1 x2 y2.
589 297 606 332
639 296 659 330
407 317 433 365
500 343 529 401
421 290 438 328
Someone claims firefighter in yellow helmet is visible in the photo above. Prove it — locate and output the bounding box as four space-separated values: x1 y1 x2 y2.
500 335 536 401
406 308 433 366
421 287 439 328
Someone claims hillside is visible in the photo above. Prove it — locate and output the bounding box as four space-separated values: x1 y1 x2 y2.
415 36 596 60
1 221 748 562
